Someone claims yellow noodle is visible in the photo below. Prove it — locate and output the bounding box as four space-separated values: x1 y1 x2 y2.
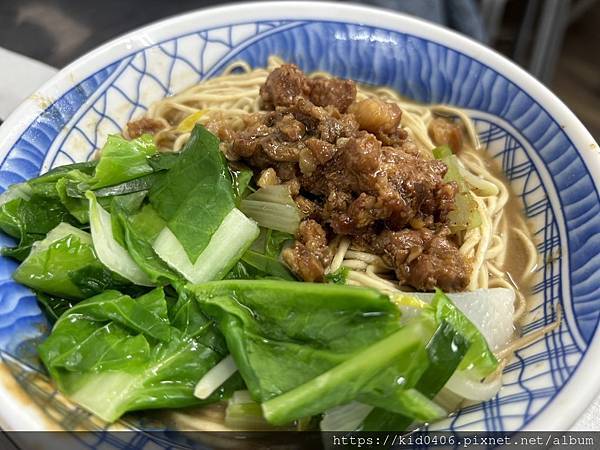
341 260 369 270
344 250 388 266
515 226 539 275
347 270 400 293
468 196 493 291
496 305 562 361
328 237 350 273
513 289 528 322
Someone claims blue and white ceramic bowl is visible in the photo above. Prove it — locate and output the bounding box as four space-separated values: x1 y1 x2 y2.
0 1 598 437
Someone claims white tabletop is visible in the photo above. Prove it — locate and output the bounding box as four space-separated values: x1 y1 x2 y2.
0 46 597 432
0 48 58 119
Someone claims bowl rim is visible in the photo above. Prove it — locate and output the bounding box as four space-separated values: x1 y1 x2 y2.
0 0 598 433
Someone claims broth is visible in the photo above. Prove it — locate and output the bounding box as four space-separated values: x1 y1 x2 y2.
484 155 537 304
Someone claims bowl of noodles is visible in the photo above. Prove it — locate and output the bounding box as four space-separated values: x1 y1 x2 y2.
0 0 598 442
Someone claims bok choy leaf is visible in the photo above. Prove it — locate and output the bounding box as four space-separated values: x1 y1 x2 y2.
153 208 259 284
191 280 498 429
86 134 157 190
411 288 515 352
13 222 127 299
36 293 74 324
64 152 181 200
86 191 153 286
146 125 259 283
191 280 412 423
55 170 94 223
230 167 253 202
28 160 97 185
262 320 431 425
149 125 237 263
38 288 237 422
226 229 295 281
0 154 125 259
0 187 78 260
431 289 498 379
361 290 498 431
112 203 179 285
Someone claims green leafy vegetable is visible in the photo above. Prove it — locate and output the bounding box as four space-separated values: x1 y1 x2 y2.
431 289 497 378
224 261 258 280
0 191 77 260
191 280 410 423
0 183 32 207
153 208 259 283
238 251 295 280
263 229 293 257
234 229 295 280
110 191 147 216
230 167 254 202
62 152 181 200
361 388 446 423
325 267 349 285
113 204 179 285
262 320 431 425
0 186 70 239
362 292 495 431
191 281 498 429
128 203 166 242
86 134 157 189
225 390 290 430
147 152 181 171
0 162 103 257
224 228 294 280
56 170 93 223
36 293 74 324
86 191 153 286
0 234 41 261
149 125 236 262
108 192 148 248
415 319 470 396
13 222 127 299
226 400 275 430
29 160 97 185
38 288 235 422
168 285 226 352
71 173 158 198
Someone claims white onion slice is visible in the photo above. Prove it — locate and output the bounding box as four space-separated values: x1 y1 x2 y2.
410 288 515 352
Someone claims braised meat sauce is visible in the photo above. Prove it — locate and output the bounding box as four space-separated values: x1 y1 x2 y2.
127 117 165 139
147 64 469 291
229 65 469 291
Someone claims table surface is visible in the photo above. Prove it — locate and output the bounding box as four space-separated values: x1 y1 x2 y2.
0 26 598 431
